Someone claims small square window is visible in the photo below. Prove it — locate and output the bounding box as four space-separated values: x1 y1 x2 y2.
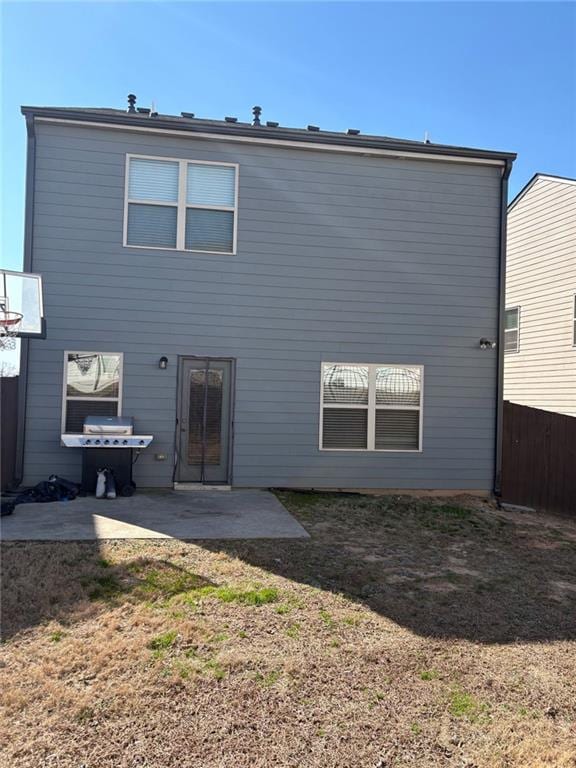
322 408 368 449
185 209 234 253
127 204 178 248
128 158 179 202
186 163 236 207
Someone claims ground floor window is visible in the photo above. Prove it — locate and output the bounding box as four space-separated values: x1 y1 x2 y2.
320 363 423 451
62 352 123 433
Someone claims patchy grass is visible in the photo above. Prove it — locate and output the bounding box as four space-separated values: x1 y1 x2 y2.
148 630 178 651
179 584 279 608
1 493 576 767
203 585 278 605
139 565 207 597
204 660 226 680
419 669 439 681
86 573 123 602
255 669 281 687
74 706 95 725
449 688 489 722
319 609 336 629
285 622 301 639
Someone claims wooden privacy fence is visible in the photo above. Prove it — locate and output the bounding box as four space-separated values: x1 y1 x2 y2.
1 376 19 491
502 401 576 515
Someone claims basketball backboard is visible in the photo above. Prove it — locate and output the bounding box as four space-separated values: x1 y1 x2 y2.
0 269 45 339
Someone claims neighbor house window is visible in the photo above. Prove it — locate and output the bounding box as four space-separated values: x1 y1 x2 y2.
124 155 237 253
320 363 423 451
505 307 520 352
62 352 123 433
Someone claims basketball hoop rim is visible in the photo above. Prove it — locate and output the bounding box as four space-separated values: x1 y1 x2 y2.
0 310 24 327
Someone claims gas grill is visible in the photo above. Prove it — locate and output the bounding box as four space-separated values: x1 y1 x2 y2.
61 416 153 496
61 416 153 448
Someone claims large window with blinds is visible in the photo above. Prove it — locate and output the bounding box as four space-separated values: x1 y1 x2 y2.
320 363 423 451
61 352 123 433
124 155 238 254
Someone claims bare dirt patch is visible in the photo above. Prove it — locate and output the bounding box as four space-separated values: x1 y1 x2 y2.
1 493 575 767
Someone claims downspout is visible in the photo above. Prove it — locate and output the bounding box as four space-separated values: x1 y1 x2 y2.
14 114 36 486
493 158 513 498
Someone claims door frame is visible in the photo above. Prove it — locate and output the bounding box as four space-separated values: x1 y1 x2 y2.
175 356 236 485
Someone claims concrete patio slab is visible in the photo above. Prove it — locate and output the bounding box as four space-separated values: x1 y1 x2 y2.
0 490 309 541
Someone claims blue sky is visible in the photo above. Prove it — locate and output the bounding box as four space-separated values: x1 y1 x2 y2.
2 1 575 272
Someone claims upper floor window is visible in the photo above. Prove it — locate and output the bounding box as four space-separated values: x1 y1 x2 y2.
62 352 123 433
124 156 238 254
504 307 520 353
320 363 423 451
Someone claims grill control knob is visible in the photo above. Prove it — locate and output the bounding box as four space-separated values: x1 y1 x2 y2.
123 439 128 445
95 439 100 445
104 439 109 445
113 439 119 445
139 439 145 445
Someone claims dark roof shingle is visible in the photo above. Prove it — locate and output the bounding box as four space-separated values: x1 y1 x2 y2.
21 104 516 162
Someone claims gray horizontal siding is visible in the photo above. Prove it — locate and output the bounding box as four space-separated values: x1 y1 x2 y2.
22 121 502 490
36 277 499 306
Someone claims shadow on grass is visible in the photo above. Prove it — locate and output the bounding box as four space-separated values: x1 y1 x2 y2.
2 492 576 644
0 550 214 640
198 492 576 644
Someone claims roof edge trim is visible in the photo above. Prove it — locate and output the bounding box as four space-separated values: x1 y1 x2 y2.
508 173 576 212
22 107 516 165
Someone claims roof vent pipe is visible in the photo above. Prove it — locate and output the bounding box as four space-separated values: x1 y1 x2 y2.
127 94 137 113
252 106 262 126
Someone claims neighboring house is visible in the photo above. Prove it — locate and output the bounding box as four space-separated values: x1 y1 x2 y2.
504 174 576 416
17 98 515 492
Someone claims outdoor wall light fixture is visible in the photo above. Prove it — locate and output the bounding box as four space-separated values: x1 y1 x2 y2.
479 338 497 350
158 356 168 370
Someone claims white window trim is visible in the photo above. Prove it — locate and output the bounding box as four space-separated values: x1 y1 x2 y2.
123 154 239 255
319 362 424 453
61 351 124 435
504 306 521 354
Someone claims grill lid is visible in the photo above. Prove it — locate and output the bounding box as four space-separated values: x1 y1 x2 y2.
83 416 134 435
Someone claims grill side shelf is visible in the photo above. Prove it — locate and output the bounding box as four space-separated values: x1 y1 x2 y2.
61 435 154 448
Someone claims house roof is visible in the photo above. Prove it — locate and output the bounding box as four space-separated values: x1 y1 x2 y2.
21 104 516 164
508 173 576 212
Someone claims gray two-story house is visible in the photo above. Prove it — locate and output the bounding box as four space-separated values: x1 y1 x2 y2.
17 98 515 493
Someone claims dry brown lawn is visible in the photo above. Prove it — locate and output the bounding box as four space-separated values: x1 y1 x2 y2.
1 492 576 768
